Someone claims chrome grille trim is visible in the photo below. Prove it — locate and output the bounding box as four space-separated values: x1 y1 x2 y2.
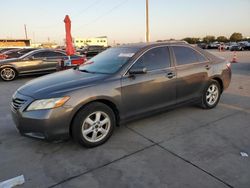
11 98 27 111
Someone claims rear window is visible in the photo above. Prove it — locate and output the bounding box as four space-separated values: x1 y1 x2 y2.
173 46 208 65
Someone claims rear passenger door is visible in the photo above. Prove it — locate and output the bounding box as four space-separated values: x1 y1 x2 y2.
171 45 210 103
121 46 176 119
41 51 66 71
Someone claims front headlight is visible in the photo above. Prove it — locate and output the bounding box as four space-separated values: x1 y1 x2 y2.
26 97 70 111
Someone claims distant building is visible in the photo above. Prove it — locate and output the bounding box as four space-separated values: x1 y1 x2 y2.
74 36 108 48
40 42 58 48
0 39 31 48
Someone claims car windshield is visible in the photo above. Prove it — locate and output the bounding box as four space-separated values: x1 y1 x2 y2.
79 47 138 74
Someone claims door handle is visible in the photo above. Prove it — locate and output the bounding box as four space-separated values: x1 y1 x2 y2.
166 72 175 79
205 64 211 70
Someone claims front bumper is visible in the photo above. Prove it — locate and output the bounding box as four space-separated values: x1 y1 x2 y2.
11 92 73 141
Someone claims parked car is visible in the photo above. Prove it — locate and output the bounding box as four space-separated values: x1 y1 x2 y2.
230 43 248 51
207 42 220 49
11 41 231 147
4 48 39 59
0 48 18 53
223 42 234 50
0 49 67 81
0 48 19 60
82 45 107 59
197 43 208 49
58 54 87 70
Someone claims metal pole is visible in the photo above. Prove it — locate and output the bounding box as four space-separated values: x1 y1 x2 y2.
146 0 149 42
24 24 28 39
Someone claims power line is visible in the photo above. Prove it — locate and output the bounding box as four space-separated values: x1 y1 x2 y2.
146 0 150 42
30 1 103 30
74 0 128 31
72 0 103 17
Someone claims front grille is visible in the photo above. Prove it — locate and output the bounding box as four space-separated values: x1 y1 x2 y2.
11 98 27 111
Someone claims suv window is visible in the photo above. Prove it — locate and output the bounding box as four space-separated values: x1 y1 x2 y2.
172 46 207 65
133 47 170 71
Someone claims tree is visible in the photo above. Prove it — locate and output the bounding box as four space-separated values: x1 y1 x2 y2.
182 37 200 44
203 35 215 43
230 33 243 42
217 36 228 42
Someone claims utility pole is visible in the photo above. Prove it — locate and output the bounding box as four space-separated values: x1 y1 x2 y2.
145 0 150 42
24 24 28 39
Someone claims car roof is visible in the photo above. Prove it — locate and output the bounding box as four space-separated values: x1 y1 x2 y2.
114 41 189 49
20 48 66 58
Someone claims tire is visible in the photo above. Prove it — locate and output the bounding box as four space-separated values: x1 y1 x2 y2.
200 80 221 109
0 67 17 81
72 102 116 147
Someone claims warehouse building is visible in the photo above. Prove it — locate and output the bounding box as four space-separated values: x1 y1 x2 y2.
0 39 31 48
74 36 108 48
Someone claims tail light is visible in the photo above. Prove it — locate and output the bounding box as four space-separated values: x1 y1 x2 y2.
226 62 231 69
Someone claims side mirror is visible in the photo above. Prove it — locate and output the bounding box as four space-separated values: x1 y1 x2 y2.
129 67 147 75
29 56 35 60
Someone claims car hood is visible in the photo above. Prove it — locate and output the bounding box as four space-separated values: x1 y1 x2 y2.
17 69 109 99
0 58 19 64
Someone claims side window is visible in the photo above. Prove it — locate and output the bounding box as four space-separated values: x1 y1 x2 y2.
196 51 208 62
47 51 66 58
32 52 49 58
132 47 170 71
173 46 207 65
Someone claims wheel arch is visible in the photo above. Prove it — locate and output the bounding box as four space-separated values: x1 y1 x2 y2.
0 65 18 80
69 98 120 137
211 77 224 93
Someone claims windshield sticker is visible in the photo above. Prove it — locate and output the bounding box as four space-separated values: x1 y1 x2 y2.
118 53 135 58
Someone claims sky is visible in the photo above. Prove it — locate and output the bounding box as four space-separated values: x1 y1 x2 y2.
1 0 250 45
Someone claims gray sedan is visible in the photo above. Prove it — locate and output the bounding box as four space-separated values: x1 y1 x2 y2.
0 49 66 81
11 41 231 147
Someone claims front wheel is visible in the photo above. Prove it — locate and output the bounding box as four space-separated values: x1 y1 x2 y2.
200 80 221 109
72 102 115 147
0 67 17 81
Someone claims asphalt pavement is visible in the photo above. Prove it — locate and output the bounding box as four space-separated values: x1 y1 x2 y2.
0 50 249 188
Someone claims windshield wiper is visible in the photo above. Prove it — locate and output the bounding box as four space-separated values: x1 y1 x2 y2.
79 69 92 73
78 68 111 75
78 69 99 74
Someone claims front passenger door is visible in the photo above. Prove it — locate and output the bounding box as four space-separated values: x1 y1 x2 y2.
121 46 176 119
17 52 48 74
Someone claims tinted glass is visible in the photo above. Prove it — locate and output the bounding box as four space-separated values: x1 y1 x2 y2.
47 51 66 57
5 51 20 58
173 46 207 65
196 53 208 62
32 51 49 58
132 47 170 71
18 48 37 54
79 47 139 74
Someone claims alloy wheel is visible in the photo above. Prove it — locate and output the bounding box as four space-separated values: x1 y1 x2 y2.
81 111 111 143
206 84 219 106
0 68 16 81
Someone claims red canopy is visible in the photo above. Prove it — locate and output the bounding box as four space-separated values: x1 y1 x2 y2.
64 15 75 56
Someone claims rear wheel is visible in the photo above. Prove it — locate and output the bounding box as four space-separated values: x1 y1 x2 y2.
200 80 221 109
72 102 115 147
0 67 17 81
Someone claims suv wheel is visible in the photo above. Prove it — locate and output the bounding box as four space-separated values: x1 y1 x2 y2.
0 67 16 81
201 80 221 109
72 102 115 147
